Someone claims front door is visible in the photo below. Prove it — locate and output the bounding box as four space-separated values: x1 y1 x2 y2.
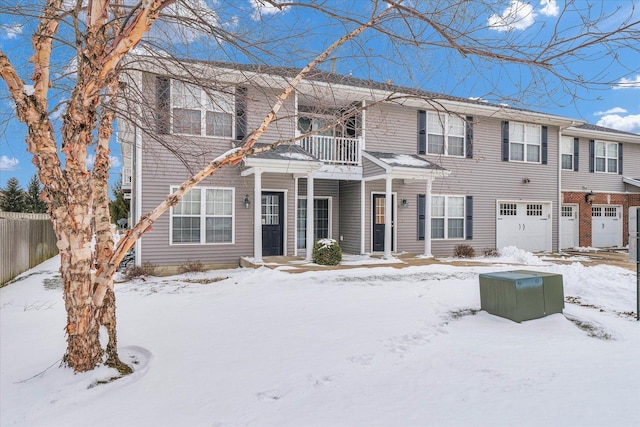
560 204 579 249
262 192 284 256
372 194 395 252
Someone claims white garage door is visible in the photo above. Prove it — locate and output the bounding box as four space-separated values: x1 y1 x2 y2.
591 205 622 248
497 201 552 252
560 204 579 249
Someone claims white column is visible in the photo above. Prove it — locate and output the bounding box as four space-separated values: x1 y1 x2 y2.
294 177 299 257
360 180 366 254
384 176 393 259
254 169 262 263
424 179 433 258
306 173 315 261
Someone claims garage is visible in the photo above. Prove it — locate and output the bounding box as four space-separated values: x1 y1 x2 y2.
591 205 622 247
496 201 552 252
560 204 579 249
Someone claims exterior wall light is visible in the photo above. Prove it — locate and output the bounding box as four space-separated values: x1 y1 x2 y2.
402 199 409 208
244 194 251 209
585 191 595 205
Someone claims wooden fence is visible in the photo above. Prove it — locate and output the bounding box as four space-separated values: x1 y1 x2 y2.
1 212 58 286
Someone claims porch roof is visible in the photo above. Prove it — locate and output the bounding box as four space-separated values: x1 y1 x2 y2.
242 143 323 175
623 176 640 189
362 151 450 181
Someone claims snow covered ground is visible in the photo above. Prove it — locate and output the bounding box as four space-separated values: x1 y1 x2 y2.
1 250 639 427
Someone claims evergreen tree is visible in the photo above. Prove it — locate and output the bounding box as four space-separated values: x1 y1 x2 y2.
109 178 130 226
24 174 47 213
0 177 25 212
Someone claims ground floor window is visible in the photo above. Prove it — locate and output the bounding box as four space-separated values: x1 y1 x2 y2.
170 186 234 244
297 197 330 249
418 194 468 240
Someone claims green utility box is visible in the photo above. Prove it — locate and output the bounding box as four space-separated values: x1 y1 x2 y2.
478 270 564 323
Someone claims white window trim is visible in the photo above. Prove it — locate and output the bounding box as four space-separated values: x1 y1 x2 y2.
560 136 574 170
426 111 466 157
170 79 235 139
169 186 235 245
296 196 333 250
509 121 541 164
594 141 619 174
431 194 466 240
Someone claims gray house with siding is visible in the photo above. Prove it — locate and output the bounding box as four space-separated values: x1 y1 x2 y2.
119 58 635 270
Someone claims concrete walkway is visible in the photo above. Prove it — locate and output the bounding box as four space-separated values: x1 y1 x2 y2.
244 249 637 274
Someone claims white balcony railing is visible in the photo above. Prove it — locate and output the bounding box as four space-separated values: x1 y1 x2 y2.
298 135 362 165
122 167 132 191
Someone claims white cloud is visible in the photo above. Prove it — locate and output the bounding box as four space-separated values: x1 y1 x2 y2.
539 0 559 17
613 75 640 90
596 113 640 134
250 0 289 21
594 107 627 116
0 155 19 170
151 0 220 43
488 1 535 31
87 154 122 169
1 23 23 39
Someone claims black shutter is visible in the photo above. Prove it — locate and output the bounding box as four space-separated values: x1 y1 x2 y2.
465 196 473 240
235 86 247 141
618 143 623 174
156 76 170 134
589 139 595 173
502 121 509 161
418 110 426 154
541 126 548 164
573 137 579 171
417 194 426 240
465 116 473 159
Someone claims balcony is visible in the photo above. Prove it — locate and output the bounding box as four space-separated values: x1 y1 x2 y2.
122 167 132 192
297 135 362 165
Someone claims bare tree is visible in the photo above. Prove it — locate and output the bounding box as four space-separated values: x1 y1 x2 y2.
0 0 639 373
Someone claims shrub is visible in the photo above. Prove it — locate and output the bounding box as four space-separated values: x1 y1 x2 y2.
312 238 342 266
123 262 156 280
454 244 475 258
179 260 205 274
483 248 499 257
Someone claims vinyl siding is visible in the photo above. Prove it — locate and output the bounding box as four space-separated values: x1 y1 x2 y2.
365 103 417 153
362 115 560 255
562 137 640 193
428 116 559 254
339 181 362 254
245 86 296 145
362 157 385 178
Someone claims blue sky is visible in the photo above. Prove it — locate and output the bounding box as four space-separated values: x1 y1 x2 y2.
1 0 640 192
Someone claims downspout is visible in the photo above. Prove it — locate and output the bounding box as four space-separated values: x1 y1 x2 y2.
134 71 144 267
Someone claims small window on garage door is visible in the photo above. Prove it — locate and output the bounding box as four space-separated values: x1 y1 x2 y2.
500 203 517 216
527 204 543 216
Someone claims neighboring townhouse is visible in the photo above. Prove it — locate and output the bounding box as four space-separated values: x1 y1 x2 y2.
560 124 640 249
119 58 634 270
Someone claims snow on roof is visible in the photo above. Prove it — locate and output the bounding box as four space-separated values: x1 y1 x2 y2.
365 151 446 170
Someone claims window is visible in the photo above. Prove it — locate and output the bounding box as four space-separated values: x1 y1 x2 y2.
500 203 517 216
431 195 465 239
604 207 617 217
172 80 234 138
426 112 465 156
595 141 619 173
527 204 543 216
509 122 541 162
561 136 574 170
297 198 331 249
592 207 601 217
561 206 573 217
171 187 234 244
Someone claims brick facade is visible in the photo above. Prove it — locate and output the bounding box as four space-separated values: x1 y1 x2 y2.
562 191 640 247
